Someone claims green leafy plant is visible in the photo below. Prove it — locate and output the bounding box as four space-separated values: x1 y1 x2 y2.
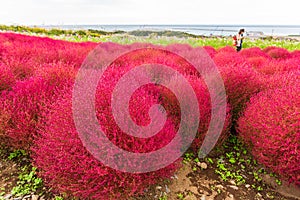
276 179 282 186
8 149 27 160
11 166 43 197
183 152 194 164
177 192 184 199
206 157 214 164
159 195 168 200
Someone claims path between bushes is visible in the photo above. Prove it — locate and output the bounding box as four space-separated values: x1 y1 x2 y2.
0 150 300 200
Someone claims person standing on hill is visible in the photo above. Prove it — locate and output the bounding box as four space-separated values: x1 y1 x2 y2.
234 29 245 52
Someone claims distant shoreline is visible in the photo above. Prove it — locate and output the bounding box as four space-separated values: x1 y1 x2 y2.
38 24 300 37
1 24 300 41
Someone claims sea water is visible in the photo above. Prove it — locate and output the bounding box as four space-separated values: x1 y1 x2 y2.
40 24 300 36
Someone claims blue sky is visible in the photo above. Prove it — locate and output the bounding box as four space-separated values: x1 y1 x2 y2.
0 0 299 25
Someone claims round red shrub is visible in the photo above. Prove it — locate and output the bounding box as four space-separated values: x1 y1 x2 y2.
203 46 217 58
264 47 291 59
263 46 278 54
213 52 262 119
2 75 72 150
32 90 180 199
291 50 300 59
34 61 77 87
5 57 36 80
257 58 300 75
240 47 270 59
217 46 236 53
237 86 300 185
0 95 11 147
0 63 15 92
260 70 300 91
246 56 270 70
32 43 232 199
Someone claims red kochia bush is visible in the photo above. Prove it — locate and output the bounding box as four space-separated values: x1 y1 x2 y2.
217 46 237 53
0 32 96 75
0 63 15 92
203 46 217 58
264 46 291 59
32 91 180 200
2 75 73 150
291 50 300 58
240 47 270 59
213 52 261 119
158 75 232 151
237 86 300 185
260 70 300 91
256 58 300 75
246 56 270 69
32 43 232 199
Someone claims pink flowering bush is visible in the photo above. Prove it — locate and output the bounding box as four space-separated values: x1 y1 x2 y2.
237 86 300 185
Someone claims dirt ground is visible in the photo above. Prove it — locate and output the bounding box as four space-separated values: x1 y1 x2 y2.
1 139 300 200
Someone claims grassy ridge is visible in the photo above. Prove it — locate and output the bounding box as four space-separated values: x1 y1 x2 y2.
1 24 300 50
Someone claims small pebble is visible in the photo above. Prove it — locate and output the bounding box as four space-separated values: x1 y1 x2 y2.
23 195 31 199
31 195 39 200
4 194 12 200
228 185 239 190
197 162 207 169
229 180 236 185
216 184 224 189
156 186 162 190
257 193 262 197
245 184 251 188
171 174 178 179
165 185 170 193
39 195 46 200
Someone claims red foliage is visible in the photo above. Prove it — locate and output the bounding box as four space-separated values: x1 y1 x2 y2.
217 46 237 53
1 31 300 197
32 91 181 199
246 56 269 69
203 46 217 58
213 52 261 119
264 46 291 59
291 50 300 58
31 43 231 199
1 76 72 150
240 47 270 59
260 70 300 91
0 63 15 92
256 58 300 75
237 86 300 185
